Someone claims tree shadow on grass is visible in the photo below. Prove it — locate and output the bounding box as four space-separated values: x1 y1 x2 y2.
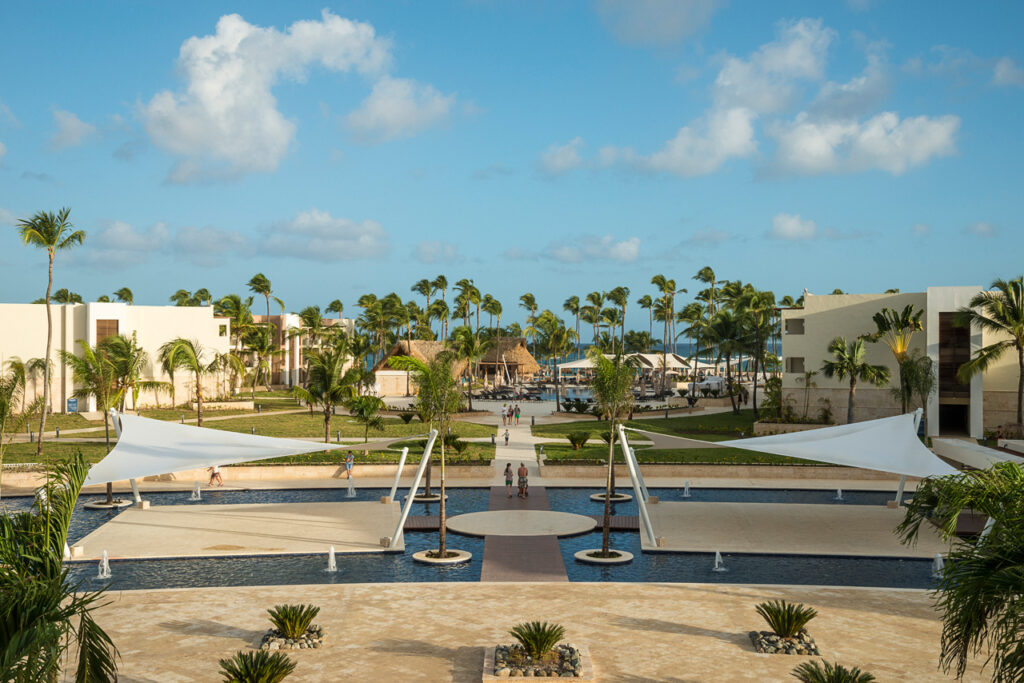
368 638 482 683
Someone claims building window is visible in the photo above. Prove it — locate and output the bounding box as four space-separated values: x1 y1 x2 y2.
219 324 228 337
785 357 805 374
785 318 805 335
938 312 970 399
96 319 118 342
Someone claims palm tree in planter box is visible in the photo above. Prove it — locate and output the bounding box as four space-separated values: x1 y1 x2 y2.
388 352 461 559
293 341 360 443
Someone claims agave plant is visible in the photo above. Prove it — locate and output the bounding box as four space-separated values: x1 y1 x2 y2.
755 600 818 638
397 411 416 424
791 660 875 683
218 650 296 683
267 604 320 640
567 432 591 450
510 621 566 659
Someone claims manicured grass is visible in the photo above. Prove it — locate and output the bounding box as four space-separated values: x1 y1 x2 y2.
137 407 256 421
538 443 818 466
200 412 494 439
532 409 758 439
36 413 99 429
3 441 112 464
252 442 495 465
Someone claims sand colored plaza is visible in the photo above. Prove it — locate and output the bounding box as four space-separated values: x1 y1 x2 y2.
79 582 987 682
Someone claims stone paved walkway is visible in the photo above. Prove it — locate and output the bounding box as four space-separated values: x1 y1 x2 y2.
479 486 568 582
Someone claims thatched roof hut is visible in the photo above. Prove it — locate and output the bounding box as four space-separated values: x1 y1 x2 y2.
370 340 470 374
479 337 541 377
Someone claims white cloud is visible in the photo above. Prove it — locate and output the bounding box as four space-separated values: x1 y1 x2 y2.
141 10 392 182
713 18 836 114
263 209 389 261
603 107 757 176
346 76 455 142
595 0 724 45
540 137 586 175
684 228 732 245
413 240 461 264
0 139 5 164
912 223 929 237
993 57 1024 87
49 109 97 150
506 234 641 263
966 221 995 237
769 213 817 241
769 111 959 176
0 99 17 126
74 220 171 267
903 46 983 83
0 206 15 225
810 49 889 118
173 225 250 267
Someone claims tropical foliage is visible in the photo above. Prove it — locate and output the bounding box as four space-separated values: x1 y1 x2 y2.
267 604 320 640
821 337 890 424
755 600 818 638
791 660 875 683
509 621 566 659
218 650 295 683
590 349 636 557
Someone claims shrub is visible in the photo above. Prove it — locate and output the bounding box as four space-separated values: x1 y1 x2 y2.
562 400 574 412
218 650 296 683
509 621 566 659
398 412 415 424
567 432 590 450
450 438 469 455
791 660 875 683
267 604 320 640
599 431 619 446
755 600 817 638
572 398 589 414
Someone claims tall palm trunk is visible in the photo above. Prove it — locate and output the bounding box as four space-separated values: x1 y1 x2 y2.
601 421 614 557
195 373 203 427
1017 347 1023 425
438 436 447 556
323 406 331 443
847 376 858 424
103 409 113 503
725 352 737 414
37 253 54 457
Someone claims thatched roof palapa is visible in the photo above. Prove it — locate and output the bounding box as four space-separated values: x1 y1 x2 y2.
371 340 469 375
478 337 541 375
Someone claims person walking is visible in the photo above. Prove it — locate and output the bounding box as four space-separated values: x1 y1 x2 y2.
345 450 355 479
503 429 510 446
207 465 223 487
514 404 521 425
504 463 514 497
517 462 529 498
501 404 507 426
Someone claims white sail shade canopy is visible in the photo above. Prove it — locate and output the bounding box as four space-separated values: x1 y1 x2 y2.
84 413 417 486
626 411 958 479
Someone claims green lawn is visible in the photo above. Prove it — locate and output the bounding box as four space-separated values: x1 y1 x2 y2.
539 443 819 466
532 409 758 439
3 441 112 464
199 412 494 439
37 414 98 430
252 441 495 465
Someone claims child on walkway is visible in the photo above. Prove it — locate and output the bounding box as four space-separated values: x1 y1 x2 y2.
503 429 510 446
504 463 514 497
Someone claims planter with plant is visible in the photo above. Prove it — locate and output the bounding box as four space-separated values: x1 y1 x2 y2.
791 660 875 682
567 432 591 450
219 650 296 682
487 622 590 679
260 604 325 651
749 600 821 655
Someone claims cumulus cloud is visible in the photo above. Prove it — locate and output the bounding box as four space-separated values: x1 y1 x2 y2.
596 0 724 45
263 209 389 261
769 213 817 241
346 76 455 142
141 10 393 182
509 234 641 263
413 240 461 264
966 221 995 237
172 225 251 267
73 220 171 267
603 107 757 176
768 111 959 176
993 57 1024 87
49 109 97 150
539 137 586 175
810 47 889 118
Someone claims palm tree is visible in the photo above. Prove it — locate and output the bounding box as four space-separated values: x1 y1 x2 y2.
103 333 157 411
428 299 449 344
244 324 281 398
821 337 890 424
114 287 133 305
651 275 676 392
411 279 434 329
95 295 110 303
540 320 577 411
388 352 461 558
580 305 601 347
637 294 654 342
866 305 924 414
59 340 123 503
606 286 630 352
293 341 359 442
520 293 538 355
52 288 83 304
896 462 1024 681
0 454 119 681
247 273 283 319
169 289 192 306
955 277 1024 425
158 339 217 426
450 326 491 410
0 359 41 500
326 299 344 319
590 349 636 558
192 288 213 306
345 395 386 442
483 296 503 342
431 275 449 338
215 294 255 353
17 207 86 458
703 309 750 414
563 295 581 359
797 370 819 420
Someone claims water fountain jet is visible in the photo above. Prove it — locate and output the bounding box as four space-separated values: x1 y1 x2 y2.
712 550 727 572
326 546 337 573
346 478 357 498
682 480 691 498
189 482 201 501
932 554 945 578
97 550 111 579
834 488 844 502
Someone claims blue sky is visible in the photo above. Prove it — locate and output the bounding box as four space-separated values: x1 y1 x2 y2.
0 0 1021 328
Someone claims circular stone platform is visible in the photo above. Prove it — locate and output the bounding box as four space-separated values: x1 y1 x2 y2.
589 492 633 502
412 549 472 565
574 549 634 565
83 500 133 510
407 493 448 503
446 510 596 538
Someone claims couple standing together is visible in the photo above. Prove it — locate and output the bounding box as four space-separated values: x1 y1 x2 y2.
501 404 520 426
504 462 529 497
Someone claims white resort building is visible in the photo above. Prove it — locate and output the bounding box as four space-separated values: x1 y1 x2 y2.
780 286 1017 438
0 302 231 414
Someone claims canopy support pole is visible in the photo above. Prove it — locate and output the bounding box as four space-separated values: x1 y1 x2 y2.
618 424 656 546
894 475 907 507
388 430 438 550
388 447 410 502
110 409 141 503
980 516 995 539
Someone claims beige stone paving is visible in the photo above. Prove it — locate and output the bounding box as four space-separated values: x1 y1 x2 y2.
80 582 985 682
73 501 402 560
645 502 949 557
446 510 597 537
